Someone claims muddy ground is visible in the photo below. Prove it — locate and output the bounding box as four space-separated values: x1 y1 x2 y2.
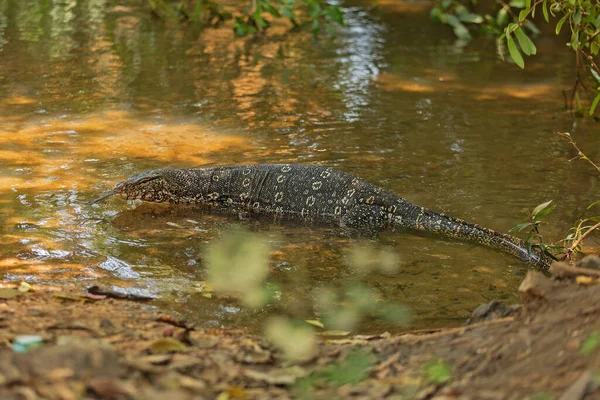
2 262 600 400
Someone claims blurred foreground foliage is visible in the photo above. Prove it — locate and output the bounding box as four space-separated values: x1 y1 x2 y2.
147 0 344 36
205 227 410 361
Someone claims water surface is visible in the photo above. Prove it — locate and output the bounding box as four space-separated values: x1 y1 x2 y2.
1 0 599 332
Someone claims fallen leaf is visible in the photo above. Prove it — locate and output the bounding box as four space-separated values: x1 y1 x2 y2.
317 330 351 337
216 392 230 400
150 338 188 354
576 276 599 286
244 366 306 385
305 319 324 329
353 333 391 340
0 288 19 299
227 386 247 399
88 377 137 398
178 375 206 392
18 282 33 293
81 293 107 300
53 294 88 302
167 354 204 370
324 339 369 345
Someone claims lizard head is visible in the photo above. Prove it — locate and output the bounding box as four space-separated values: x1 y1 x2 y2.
89 169 183 204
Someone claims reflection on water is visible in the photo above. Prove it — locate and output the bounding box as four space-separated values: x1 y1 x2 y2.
1 0 599 332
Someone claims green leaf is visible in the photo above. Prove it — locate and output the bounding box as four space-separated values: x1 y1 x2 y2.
506 22 519 34
509 222 534 233
253 11 270 29
532 200 554 217
263 3 281 18
312 19 320 35
533 204 555 221
519 9 529 22
542 0 549 22
556 15 567 35
234 17 251 36
591 41 600 56
309 3 321 19
515 27 537 55
497 8 509 27
323 5 344 25
590 92 600 115
587 200 600 209
430 7 442 23
446 15 472 40
509 0 525 7
507 35 525 68
458 12 484 24
580 331 600 355
455 5 484 24
573 10 582 25
281 6 295 20
571 31 580 51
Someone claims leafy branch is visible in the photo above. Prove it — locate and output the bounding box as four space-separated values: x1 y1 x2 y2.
509 200 561 259
431 0 600 115
555 131 600 259
557 132 600 173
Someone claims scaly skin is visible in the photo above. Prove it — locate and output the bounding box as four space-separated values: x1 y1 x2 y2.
93 164 552 270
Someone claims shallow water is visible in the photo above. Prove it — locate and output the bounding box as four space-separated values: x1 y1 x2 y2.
1 0 599 332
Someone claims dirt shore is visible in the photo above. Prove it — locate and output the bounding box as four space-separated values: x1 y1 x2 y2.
2 263 600 400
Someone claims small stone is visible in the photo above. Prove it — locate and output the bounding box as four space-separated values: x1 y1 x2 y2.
466 300 520 325
518 271 553 303
576 255 600 270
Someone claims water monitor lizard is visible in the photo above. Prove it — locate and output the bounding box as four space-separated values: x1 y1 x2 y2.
90 164 552 270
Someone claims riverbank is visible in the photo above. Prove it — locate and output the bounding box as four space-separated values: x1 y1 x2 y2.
2 263 600 399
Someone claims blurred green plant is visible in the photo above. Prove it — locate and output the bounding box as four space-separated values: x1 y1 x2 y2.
424 359 453 385
580 331 600 354
313 244 411 331
264 316 316 360
147 0 344 36
204 229 411 361
294 348 375 396
430 0 600 115
204 226 273 308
